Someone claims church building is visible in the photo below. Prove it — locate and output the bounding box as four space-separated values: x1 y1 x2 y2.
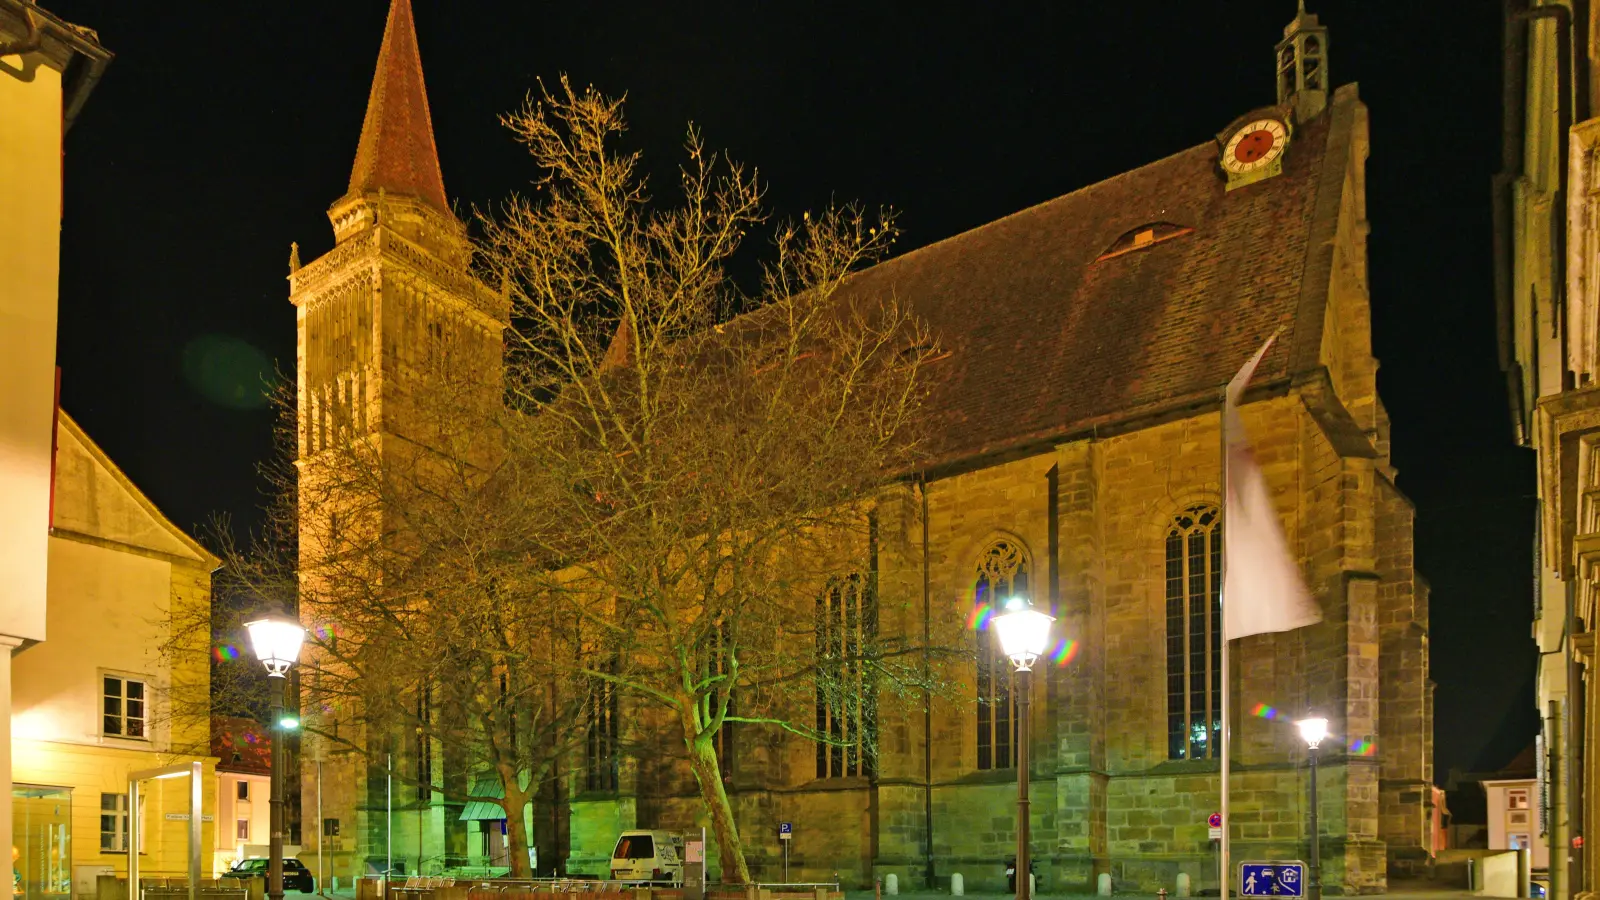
289 3 1431 894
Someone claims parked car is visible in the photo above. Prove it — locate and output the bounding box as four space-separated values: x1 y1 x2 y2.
609 830 684 883
225 857 315 893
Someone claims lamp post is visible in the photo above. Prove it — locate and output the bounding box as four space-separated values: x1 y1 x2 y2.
992 597 1054 900
1296 717 1328 900
246 612 307 900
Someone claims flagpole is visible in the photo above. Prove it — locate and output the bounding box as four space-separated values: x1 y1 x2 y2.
1219 385 1231 900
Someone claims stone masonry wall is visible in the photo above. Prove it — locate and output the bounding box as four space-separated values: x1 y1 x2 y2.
558 386 1425 895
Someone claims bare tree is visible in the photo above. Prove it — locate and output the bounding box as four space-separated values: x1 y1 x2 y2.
479 78 951 882
192 373 594 878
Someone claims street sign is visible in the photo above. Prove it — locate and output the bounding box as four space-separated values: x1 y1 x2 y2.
1209 826 1223 840
163 814 214 822
1239 862 1306 897
779 822 792 841
1208 813 1223 828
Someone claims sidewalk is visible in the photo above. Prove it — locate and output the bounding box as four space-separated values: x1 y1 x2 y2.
313 884 1483 900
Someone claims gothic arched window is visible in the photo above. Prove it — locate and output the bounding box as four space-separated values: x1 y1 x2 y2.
1166 505 1222 760
816 573 876 778
975 539 1029 770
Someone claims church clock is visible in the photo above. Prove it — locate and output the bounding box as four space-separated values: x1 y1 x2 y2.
1219 117 1290 191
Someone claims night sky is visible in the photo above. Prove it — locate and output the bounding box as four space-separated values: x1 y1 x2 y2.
46 1 1525 781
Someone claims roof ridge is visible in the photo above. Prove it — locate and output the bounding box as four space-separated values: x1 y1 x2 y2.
56 411 219 568
864 139 1217 277
346 0 450 214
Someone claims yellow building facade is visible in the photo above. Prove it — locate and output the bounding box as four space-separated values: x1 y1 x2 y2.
1 4 111 899
10 413 219 899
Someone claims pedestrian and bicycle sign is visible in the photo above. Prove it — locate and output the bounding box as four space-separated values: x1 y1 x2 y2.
1239 861 1306 897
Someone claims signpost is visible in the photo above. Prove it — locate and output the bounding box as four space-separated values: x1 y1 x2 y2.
1207 812 1223 893
779 823 792 882
684 832 706 900
1239 862 1307 897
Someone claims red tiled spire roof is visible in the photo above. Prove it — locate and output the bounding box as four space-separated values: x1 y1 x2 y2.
347 0 449 213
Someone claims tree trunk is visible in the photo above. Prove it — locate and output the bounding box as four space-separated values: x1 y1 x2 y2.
499 776 535 878
685 731 749 884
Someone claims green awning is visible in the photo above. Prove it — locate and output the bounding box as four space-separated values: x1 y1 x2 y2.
459 777 505 822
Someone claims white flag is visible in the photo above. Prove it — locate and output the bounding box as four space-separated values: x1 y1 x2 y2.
1222 332 1320 641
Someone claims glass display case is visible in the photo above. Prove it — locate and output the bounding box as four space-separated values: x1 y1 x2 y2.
12 786 70 900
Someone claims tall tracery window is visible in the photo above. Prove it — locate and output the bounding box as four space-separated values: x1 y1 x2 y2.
415 686 432 803
584 659 619 792
816 572 877 778
1166 505 1223 760
975 540 1029 770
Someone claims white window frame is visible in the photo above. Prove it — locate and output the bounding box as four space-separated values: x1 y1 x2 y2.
102 674 148 740
100 792 147 854
100 793 126 853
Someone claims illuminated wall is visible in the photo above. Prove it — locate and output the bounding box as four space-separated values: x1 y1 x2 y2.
11 414 218 881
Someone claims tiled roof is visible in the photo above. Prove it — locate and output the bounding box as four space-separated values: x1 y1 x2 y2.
848 94 1356 472
346 0 449 214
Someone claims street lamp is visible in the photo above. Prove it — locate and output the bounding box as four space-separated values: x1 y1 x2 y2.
1297 716 1328 900
246 612 307 900
992 597 1053 900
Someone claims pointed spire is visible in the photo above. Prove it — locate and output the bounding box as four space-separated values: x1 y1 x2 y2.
346 0 450 214
599 318 633 373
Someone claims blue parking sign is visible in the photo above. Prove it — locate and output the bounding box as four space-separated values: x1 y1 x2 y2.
779 823 792 835
1239 862 1305 897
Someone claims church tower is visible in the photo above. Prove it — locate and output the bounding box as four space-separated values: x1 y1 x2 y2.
289 0 506 468
1276 1 1329 122
287 0 507 877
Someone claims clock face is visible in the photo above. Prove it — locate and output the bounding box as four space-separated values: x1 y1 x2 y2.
1221 119 1289 174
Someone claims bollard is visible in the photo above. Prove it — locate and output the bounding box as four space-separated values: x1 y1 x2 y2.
1029 874 1036 896
1177 873 1191 898
1097 873 1112 897
876 877 883 900
1158 890 1168 900
951 873 964 896
886 874 898 896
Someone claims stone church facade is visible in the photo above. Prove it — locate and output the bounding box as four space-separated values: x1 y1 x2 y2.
290 3 1430 895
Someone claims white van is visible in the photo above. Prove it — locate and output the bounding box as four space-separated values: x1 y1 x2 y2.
609 830 686 883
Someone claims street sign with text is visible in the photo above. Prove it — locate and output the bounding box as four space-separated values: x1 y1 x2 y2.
779 822 792 840
1239 861 1305 897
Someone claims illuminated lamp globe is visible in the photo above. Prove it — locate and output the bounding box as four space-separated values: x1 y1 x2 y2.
244 612 306 678
991 597 1054 671
1297 716 1329 750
